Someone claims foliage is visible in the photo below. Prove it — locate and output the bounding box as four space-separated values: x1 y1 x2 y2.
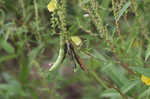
0 0 150 99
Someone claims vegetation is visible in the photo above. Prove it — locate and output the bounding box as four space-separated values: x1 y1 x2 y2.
0 0 150 99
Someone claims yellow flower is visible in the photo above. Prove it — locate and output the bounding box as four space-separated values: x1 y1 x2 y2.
141 75 150 86
71 36 82 47
47 0 57 12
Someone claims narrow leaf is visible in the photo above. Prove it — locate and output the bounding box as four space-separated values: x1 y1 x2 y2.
0 40 15 54
145 43 150 61
130 67 150 77
117 1 131 21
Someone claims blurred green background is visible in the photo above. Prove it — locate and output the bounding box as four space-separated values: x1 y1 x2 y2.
0 0 150 99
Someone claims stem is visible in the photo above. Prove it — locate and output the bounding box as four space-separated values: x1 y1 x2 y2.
34 0 41 41
49 0 67 71
20 0 25 19
49 36 65 71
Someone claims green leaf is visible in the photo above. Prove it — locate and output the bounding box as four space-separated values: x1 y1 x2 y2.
145 43 150 61
28 44 43 64
102 62 128 86
78 0 89 6
0 40 15 54
100 88 120 97
138 87 150 99
130 67 150 77
0 54 16 63
101 0 111 18
0 73 25 97
121 80 140 94
117 1 131 21
93 50 107 62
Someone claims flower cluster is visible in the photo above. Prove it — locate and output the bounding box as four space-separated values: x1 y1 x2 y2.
47 0 57 12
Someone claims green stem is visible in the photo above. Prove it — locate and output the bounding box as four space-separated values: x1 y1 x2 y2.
49 35 65 71
20 0 25 19
34 0 41 41
49 0 67 71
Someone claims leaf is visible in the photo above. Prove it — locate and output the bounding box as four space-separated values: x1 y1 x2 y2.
100 88 120 97
93 49 107 62
0 54 16 63
78 0 90 6
28 44 43 63
121 80 140 94
145 43 150 61
138 87 150 99
117 1 131 21
130 67 150 77
101 0 111 18
0 72 25 97
101 81 140 98
0 40 15 54
102 62 128 86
